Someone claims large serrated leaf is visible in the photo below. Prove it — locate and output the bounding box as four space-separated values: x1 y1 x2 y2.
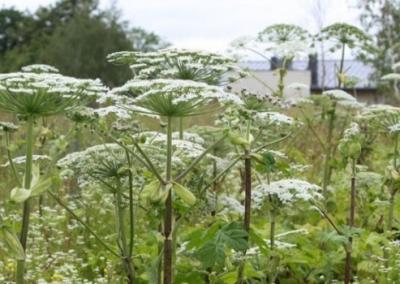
195 240 225 268
216 222 248 251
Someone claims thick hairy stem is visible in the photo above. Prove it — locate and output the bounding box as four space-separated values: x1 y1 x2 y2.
388 134 399 231
276 57 289 98
115 179 135 283
270 210 276 250
237 149 252 283
243 151 252 233
163 116 173 284
322 104 336 200
16 116 34 284
344 159 356 284
125 150 135 257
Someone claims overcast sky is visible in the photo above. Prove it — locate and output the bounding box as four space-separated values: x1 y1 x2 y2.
0 0 361 52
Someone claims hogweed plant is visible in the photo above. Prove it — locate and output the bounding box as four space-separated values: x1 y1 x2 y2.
217 90 298 282
98 77 242 283
252 179 321 283
0 64 107 283
1 30 400 283
297 89 364 203
229 23 310 98
317 23 370 88
338 122 362 284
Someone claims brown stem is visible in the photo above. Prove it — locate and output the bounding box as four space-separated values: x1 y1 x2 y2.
163 192 172 284
243 151 252 233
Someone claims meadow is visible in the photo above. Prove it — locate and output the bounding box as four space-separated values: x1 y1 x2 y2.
0 23 399 284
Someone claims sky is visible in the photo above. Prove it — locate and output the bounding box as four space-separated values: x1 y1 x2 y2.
0 0 361 53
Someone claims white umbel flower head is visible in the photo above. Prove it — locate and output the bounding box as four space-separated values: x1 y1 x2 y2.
107 48 243 84
253 179 321 208
0 71 108 117
103 79 242 117
323 89 356 102
254 111 295 125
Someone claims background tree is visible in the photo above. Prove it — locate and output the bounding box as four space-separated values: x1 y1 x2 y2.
0 0 168 86
358 0 400 101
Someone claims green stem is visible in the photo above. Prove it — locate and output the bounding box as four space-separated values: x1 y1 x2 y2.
322 103 336 200
131 141 166 185
338 43 346 88
115 179 135 283
16 116 34 284
254 132 293 153
344 158 356 284
276 57 288 98
163 116 173 284
5 132 22 187
202 156 241 193
175 133 227 182
179 117 184 140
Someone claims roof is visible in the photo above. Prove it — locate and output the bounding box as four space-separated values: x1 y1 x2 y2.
240 59 376 90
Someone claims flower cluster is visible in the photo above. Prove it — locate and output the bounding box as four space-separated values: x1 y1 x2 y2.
253 179 321 208
107 48 244 84
230 24 311 60
57 143 130 188
254 111 295 126
100 79 242 117
322 89 364 109
21 64 60 74
0 66 108 117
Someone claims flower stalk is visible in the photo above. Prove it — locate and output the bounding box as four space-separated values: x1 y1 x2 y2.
16 116 34 284
163 116 173 284
344 158 356 284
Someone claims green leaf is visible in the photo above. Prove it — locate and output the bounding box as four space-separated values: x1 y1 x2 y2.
31 177 52 198
216 222 248 251
249 227 269 255
10 187 31 203
0 227 25 260
195 240 225 268
30 164 40 189
172 182 196 206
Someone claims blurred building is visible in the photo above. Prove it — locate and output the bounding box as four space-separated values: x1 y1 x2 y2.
230 57 380 103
